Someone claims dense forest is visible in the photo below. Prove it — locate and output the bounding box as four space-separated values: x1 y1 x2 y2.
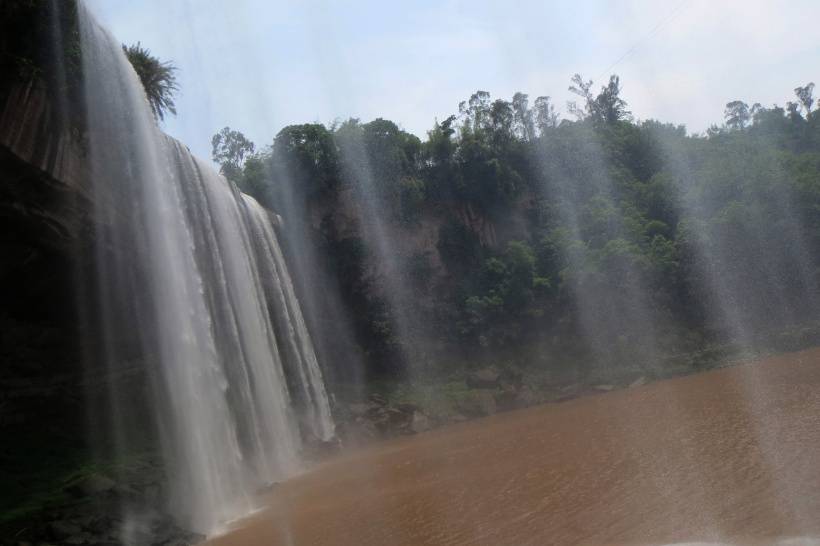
212 77 820 384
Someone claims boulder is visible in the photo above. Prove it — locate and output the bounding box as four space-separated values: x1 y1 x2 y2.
457 391 497 417
346 417 378 441
371 412 391 433
112 483 142 501
494 387 519 412
466 368 500 389
396 402 419 414
347 402 369 417
410 411 431 433
76 514 107 535
514 386 538 408
629 376 647 388
549 389 577 403
143 483 161 504
386 407 411 426
64 533 92 545
143 514 206 546
368 393 388 406
365 403 386 417
498 366 524 389
48 520 82 540
65 473 116 497
256 482 278 495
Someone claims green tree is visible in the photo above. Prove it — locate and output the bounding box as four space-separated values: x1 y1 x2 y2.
533 96 560 134
567 74 594 120
489 99 514 142
122 42 178 121
459 90 492 133
795 82 815 116
211 127 256 184
512 92 535 140
724 100 751 130
594 75 631 124
568 74 630 124
423 115 460 201
271 123 340 198
461 241 550 346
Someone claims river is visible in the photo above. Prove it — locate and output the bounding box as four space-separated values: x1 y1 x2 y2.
207 349 820 546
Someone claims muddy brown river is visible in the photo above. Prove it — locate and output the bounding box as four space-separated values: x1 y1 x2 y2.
208 349 820 546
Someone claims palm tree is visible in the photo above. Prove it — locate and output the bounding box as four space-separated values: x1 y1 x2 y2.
122 42 179 121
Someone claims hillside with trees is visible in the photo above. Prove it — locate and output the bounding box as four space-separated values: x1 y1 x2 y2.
212 76 820 386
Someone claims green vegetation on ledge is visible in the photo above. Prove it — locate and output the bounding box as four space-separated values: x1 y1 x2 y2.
212 76 820 384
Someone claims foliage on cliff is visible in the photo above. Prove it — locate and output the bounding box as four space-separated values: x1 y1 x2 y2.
212 76 820 378
122 42 179 121
0 0 82 111
1 2 177 127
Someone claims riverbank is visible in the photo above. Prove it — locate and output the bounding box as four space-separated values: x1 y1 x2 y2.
207 347 820 546
331 326 820 444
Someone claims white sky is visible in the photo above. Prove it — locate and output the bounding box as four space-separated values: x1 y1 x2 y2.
87 0 820 159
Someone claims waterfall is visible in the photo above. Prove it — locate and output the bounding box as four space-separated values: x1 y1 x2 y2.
242 196 336 443
75 1 333 535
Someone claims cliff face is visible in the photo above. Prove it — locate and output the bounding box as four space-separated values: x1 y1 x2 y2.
0 79 95 526
0 80 92 254
292 171 541 376
308 181 537 288
0 77 93 351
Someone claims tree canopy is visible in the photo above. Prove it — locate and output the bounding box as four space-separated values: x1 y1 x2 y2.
214 74 820 377
122 42 178 121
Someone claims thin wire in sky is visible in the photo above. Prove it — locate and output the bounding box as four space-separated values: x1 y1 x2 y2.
596 0 691 81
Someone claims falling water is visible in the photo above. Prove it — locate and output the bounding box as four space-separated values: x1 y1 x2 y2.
264 144 367 397
242 195 335 442
75 1 333 535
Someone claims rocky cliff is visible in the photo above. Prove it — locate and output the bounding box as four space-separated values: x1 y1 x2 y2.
0 79 92 252
0 77 98 536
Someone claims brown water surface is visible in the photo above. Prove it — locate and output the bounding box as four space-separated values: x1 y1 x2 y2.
208 349 820 546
